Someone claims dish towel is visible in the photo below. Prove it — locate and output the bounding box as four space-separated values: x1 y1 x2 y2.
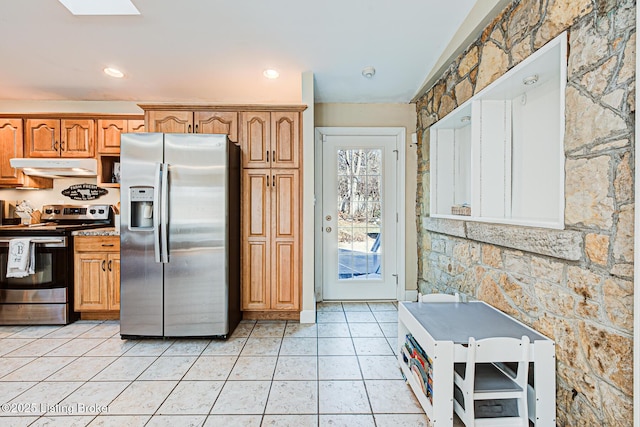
7 238 35 278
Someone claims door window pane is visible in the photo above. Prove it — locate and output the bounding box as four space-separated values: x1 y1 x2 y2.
336 148 382 280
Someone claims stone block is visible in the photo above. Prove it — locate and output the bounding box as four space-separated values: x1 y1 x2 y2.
477 272 517 317
454 78 473 105
579 56 617 96
510 35 532 65
422 217 466 238
535 0 593 48
458 45 478 77
481 244 502 268
530 256 564 284
578 321 633 395
617 35 635 84
534 281 575 316
476 42 509 92
603 277 633 332
568 17 611 76
584 233 610 265
565 156 615 228
565 86 627 152
600 381 634 426
566 266 602 300
614 152 633 204
466 221 583 261
612 204 634 262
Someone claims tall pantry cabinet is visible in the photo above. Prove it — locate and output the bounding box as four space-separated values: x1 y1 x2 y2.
139 105 304 319
240 111 301 315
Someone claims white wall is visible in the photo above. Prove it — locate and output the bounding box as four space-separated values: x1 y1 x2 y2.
314 103 419 292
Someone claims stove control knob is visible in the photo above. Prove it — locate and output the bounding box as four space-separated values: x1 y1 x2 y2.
90 209 96 214
98 209 105 214
45 209 53 214
54 209 60 214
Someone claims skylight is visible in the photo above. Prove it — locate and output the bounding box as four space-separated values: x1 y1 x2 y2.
58 0 140 16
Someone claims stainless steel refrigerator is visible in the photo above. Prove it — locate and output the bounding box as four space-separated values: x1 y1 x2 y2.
119 133 241 338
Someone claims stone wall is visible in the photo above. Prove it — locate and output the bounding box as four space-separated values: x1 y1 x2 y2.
415 0 635 425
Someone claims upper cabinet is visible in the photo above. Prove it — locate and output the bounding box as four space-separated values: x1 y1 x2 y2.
146 111 193 134
145 109 238 142
26 118 95 158
0 118 52 188
240 111 300 169
97 119 146 154
430 32 567 230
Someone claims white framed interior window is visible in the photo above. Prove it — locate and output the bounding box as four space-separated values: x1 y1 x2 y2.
430 31 567 230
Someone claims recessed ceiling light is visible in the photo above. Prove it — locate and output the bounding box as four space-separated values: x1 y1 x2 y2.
263 69 280 79
58 0 140 15
104 67 125 78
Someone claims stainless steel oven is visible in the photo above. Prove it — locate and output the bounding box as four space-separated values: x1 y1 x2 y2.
0 204 111 325
0 236 73 324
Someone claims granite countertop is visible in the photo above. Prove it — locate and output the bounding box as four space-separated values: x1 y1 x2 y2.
72 227 119 236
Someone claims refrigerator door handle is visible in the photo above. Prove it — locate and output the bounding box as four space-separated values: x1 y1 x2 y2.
153 162 162 263
161 162 170 263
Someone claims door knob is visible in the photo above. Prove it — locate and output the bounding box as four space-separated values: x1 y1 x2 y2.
325 227 332 233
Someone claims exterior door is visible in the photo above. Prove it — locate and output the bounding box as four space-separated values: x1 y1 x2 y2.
321 133 400 300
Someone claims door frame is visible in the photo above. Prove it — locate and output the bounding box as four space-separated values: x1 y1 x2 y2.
314 127 406 302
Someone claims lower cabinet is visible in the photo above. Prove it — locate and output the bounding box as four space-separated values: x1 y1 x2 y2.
241 169 300 318
74 235 120 319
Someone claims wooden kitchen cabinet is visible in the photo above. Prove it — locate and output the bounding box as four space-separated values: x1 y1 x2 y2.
0 118 52 189
97 119 145 154
97 118 145 187
145 110 238 142
74 235 120 319
26 118 95 158
240 111 299 169
242 168 300 313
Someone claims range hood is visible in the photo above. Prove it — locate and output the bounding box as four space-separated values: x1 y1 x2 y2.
10 158 98 178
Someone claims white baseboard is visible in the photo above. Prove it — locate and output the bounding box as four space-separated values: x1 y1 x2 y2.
299 309 316 324
404 290 419 302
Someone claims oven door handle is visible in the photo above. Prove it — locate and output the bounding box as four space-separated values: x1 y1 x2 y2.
0 239 64 244
0 237 67 248
153 162 162 263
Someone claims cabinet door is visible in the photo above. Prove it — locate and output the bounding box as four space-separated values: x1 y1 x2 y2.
240 112 270 168
242 169 270 310
128 120 145 133
271 112 300 168
60 119 95 157
0 119 24 185
26 119 60 157
147 111 193 133
74 253 108 311
97 119 125 154
108 253 120 310
195 112 238 142
270 170 300 310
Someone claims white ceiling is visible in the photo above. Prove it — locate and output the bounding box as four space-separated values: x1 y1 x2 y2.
0 0 478 104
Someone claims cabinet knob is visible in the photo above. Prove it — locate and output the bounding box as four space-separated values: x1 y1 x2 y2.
325 227 332 233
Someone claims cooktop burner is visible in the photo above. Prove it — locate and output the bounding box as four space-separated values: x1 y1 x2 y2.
0 204 113 236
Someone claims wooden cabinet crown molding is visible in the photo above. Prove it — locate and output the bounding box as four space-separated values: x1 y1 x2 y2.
138 103 307 113
0 113 144 120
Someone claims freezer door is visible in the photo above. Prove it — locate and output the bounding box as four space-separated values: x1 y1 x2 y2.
120 133 165 337
163 134 230 336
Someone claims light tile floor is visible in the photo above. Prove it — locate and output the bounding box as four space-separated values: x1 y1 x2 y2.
0 302 452 426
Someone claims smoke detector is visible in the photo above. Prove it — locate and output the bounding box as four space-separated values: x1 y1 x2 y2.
362 66 376 79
